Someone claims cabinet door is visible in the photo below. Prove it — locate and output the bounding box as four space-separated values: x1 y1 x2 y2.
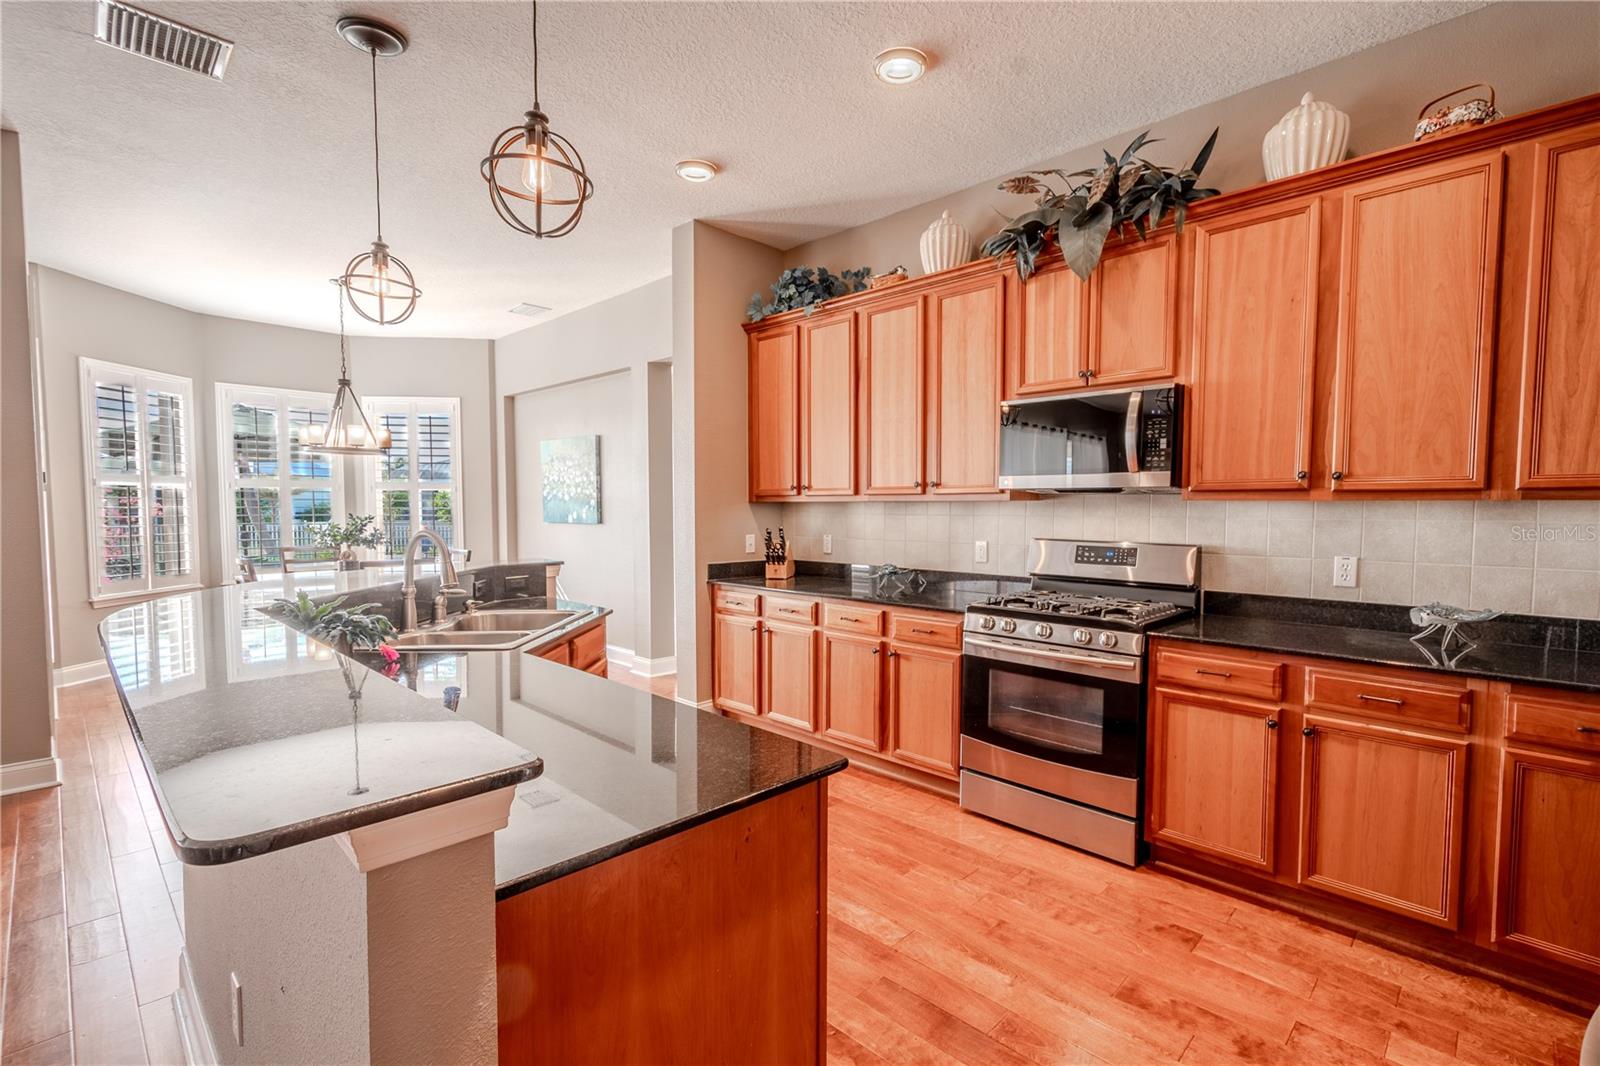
1329 152 1503 491
749 326 799 498
800 313 856 496
1147 688 1279 872
1010 265 1088 396
1188 201 1320 492
887 644 960 777
762 620 817 732
1298 714 1468 928
1517 125 1600 489
860 296 925 494
928 276 1003 495
1493 746 1600 974
712 613 761 717
822 633 884 752
1087 234 1178 387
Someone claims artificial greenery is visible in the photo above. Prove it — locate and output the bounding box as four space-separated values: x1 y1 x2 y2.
310 514 384 551
982 129 1220 281
270 591 396 651
747 266 871 322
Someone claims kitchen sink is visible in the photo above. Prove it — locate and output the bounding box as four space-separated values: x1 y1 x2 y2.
388 608 584 652
452 609 576 632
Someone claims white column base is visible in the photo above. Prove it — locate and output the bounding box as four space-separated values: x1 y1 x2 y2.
336 787 514 873
0 756 61 795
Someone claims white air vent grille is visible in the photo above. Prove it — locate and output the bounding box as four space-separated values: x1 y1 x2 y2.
509 303 551 317
94 0 233 80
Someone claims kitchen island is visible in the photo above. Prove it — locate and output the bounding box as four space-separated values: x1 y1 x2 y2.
98 569 844 1065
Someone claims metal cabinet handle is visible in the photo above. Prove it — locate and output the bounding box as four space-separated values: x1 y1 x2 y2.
801 483 810 492
1266 719 1279 729
1296 470 1308 481
913 480 923 489
840 615 860 622
871 647 881 656
929 481 940 489
1303 726 1315 737
1357 693 1405 706
779 607 801 615
790 483 798 491
1331 471 1344 481
887 650 898 658
910 627 935 635
1195 669 1233 679
1578 725 1600 734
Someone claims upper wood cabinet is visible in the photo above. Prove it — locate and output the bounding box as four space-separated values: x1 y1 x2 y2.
1187 201 1320 493
1516 123 1600 490
859 295 926 495
748 325 799 499
1328 152 1504 491
928 275 1004 495
1088 233 1179 387
1008 264 1089 397
799 313 856 496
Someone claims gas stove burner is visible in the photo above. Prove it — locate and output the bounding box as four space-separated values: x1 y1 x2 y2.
977 590 1186 627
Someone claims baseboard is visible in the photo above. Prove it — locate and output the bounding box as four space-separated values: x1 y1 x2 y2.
0 756 61 796
695 699 714 711
174 949 218 1066
54 659 109 687
604 644 677 678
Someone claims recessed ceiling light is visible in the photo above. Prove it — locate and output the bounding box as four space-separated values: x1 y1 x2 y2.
874 46 928 85
675 159 719 183
509 302 551 317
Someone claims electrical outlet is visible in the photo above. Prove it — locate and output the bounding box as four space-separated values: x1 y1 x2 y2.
745 533 756 554
1333 555 1359 588
230 972 244 1046
974 540 989 564
823 534 833 555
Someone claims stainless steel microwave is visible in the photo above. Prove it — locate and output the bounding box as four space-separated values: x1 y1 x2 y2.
997 385 1181 492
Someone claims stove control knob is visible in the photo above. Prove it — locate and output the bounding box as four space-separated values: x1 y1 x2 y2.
1097 632 1118 649
1032 623 1053 639
1000 618 1018 634
977 615 996 631
1071 628 1092 645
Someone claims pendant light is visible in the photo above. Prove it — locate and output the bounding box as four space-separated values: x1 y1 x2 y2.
336 17 420 325
301 280 392 455
480 0 594 238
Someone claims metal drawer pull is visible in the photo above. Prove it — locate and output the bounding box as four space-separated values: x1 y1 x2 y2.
1357 693 1406 706
1266 718 1279 729
778 607 802 615
1578 725 1600 735
910 627 936 635
1303 726 1315 737
1195 669 1233 678
840 615 861 622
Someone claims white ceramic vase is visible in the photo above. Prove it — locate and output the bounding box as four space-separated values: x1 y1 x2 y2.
919 210 972 274
1262 92 1351 180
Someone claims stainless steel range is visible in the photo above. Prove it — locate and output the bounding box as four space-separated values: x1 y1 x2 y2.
959 539 1201 865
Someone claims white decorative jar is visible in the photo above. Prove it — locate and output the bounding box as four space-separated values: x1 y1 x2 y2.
919 210 972 274
1262 92 1350 180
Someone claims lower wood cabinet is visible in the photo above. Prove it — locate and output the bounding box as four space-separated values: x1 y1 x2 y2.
762 621 818 732
712 612 761 717
821 632 885 753
887 644 961 776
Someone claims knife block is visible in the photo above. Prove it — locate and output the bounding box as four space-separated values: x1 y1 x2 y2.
764 559 795 583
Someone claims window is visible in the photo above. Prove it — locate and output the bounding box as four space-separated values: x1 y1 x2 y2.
217 384 341 570
366 399 462 559
80 359 198 601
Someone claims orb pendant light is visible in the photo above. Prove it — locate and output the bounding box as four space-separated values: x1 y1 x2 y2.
336 17 421 325
481 0 594 238
302 281 393 455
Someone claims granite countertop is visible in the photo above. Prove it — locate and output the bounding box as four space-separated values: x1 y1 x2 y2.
708 560 1030 614
1153 592 1600 694
98 568 845 886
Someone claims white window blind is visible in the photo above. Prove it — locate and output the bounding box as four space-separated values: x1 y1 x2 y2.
217 384 340 570
81 360 198 601
367 398 462 559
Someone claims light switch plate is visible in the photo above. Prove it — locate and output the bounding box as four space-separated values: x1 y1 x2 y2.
974 540 989 564
823 534 833 555
745 533 756 554
1333 555 1358 588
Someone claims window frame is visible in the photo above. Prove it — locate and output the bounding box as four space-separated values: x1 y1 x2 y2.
363 397 464 560
79 358 200 604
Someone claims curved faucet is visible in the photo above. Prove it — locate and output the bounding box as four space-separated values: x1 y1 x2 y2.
401 529 463 633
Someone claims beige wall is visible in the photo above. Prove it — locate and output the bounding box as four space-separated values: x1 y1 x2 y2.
1 129 56 774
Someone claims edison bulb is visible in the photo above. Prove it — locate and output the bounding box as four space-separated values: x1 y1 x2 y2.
521 149 552 196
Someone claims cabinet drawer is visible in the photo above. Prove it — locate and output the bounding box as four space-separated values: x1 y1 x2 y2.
570 623 608 671
1506 692 1600 756
1153 645 1285 702
824 602 885 635
713 587 760 615
585 658 609 678
889 611 962 650
1304 665 1472 732
762 594 819 625
533 640 570 666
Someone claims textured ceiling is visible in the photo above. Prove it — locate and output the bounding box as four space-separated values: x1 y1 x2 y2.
2 1 1478 338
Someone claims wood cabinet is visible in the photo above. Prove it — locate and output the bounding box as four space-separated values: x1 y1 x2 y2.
1328 152 1504 491
1009 264 1089 396
859 295 926 495
1088 234 1179 387
1147 687 1279 872
821 632 884 752
1187 201 1320 492
887 643 961 776
1297 713 1468 928
799 312 856 496
748 325 799 498
712 612 761 717
1516 123 1600 489
762 620 817 732
928 275 1004 494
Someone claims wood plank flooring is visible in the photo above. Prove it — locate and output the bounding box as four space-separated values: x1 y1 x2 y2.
3 679 1587 1064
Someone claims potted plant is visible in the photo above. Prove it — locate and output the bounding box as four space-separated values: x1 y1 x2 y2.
747 266 871 322
269 591 397 656
311 514 385 571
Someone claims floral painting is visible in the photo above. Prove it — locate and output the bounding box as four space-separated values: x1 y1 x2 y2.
540 435 601 524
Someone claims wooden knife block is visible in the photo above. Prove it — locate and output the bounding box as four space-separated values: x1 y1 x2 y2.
764 559 795 583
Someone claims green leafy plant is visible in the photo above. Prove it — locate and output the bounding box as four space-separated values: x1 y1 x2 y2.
983 129 1220 281
310 514 384 552
747 266 871 322
269 591 396 651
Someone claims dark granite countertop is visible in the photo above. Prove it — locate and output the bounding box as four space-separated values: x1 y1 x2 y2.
98 569 845 888
1153 592 1600 694
708 560 1029 614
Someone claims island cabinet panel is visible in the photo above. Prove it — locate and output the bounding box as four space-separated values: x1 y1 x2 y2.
1147 688 1279 872
1008 263 1089 397
799 312 856 496
712 612 761 717
1328 152 1504 491
1516 124 1600 489
496 779 826 1066
822 632 884 752
1493 746 1600 974
763 620 818 732
887 643 961 777
1297 714 1468 928
928 275 1004 494
859 295 926 494
1187 200 1320 492
749 325 800 498
1087 233 1179 388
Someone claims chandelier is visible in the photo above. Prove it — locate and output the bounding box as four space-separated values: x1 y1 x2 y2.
301 281 393 455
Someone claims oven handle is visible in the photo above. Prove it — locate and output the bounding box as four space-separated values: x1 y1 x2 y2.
963 636 1139 674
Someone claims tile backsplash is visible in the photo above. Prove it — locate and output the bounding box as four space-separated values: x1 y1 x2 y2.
779 498 1600 620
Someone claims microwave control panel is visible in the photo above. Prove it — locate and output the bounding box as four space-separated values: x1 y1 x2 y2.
1142 415 1174 471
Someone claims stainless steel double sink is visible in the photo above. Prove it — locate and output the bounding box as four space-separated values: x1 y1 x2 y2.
389 609 582 652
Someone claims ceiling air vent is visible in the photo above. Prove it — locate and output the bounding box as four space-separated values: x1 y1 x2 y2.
509 303 551 317
93 0 234 80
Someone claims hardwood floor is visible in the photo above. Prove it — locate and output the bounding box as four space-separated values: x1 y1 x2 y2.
603 660 678 699
3 680 1586 1065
